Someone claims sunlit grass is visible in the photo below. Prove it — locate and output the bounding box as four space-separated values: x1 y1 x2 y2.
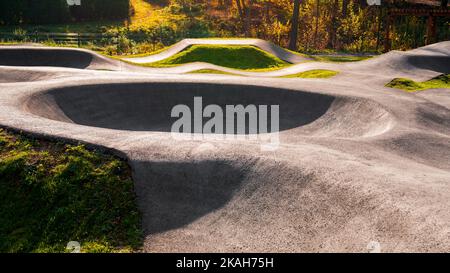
187 69 241 75
0 129 141 253
386 74 450 92
142 45 289 70
281 69 339 78
311 55 373 62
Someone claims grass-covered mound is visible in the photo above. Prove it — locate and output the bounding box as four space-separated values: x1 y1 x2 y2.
281 69 339 79
0 129 141 253
146 45 289 70
187 69 240 76
186 69 339 79
386 74 450 92
311 55 373 62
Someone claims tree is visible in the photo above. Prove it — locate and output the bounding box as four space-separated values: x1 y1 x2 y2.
342 0 349 17
245 0 254 36
327 0 339 49
288 0 301 50
313 0 320 48
235 0 244 30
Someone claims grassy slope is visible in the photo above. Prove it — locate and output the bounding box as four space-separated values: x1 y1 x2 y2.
386 74 450 92
187 69 240 76
0 129 141 253
311 55 373 62
281 69 339 78
144 45 289 70
187 69 339 79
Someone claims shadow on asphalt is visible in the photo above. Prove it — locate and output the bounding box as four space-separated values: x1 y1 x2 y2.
28 82 335 134
132 159 248 235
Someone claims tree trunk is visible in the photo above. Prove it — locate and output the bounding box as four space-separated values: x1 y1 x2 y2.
235 0 243 18
358 0 367 9
289 0 301 50
426 15 437 45
384 15 393 52
342 0 349 18
265 1 270 23
375 6 382 51
327 0 339 49
241 0 247 13
245 0 253 37
313 0 320 48
235 0 246 35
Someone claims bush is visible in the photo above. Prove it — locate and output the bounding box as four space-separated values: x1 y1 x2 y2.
178 19 212 38
168 0 205 16
12 28 28 42
116 34 135 54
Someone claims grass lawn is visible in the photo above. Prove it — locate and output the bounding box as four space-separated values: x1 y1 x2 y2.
311 55 373 62
281 69 339 78
187 69 241 76
186 68 339 79
386 74 450 92
143 45 290 70
0 129 141 253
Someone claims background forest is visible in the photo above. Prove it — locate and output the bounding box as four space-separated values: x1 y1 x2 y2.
0 0 448 54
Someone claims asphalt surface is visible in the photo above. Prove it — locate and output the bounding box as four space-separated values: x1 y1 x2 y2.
0 40 449 252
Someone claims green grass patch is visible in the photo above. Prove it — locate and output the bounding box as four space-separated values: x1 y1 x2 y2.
281 69 339 79
311 55 373 62
187 69 241 76
143 45 290 70
0 129 141 253
386 74 450 92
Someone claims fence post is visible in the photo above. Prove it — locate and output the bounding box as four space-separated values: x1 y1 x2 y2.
77 33 81 47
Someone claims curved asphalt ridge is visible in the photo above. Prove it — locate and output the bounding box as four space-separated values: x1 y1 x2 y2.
0 40 449 252
122 38 311 64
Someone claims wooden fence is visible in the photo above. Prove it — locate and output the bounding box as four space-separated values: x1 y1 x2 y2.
0 32 151 46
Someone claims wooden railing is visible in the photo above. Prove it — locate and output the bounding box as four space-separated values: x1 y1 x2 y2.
0 32 152 46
